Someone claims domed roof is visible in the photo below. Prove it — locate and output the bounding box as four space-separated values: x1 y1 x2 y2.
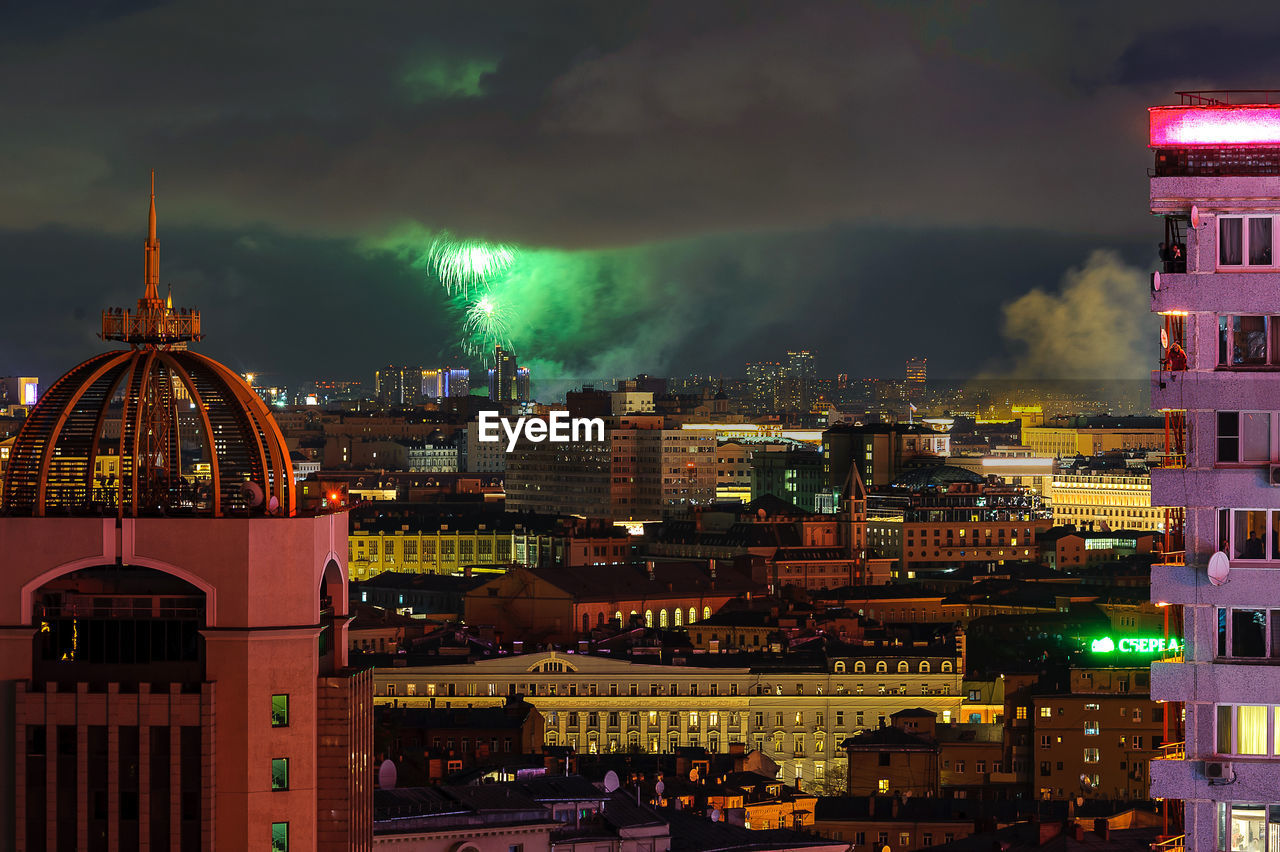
1 177 293 518
888 464 985 490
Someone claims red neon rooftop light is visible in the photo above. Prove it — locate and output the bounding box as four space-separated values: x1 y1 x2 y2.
1150 105 1280 147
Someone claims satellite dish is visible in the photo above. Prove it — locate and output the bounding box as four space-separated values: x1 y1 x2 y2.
654 780 665 797
1160 328 1169 349
378 759 397 790
710 809 722 823
1153 270 1161 291
1208 550 1231 586
1191 205 1200 229
240 481 265 507
603 770 620 793
267 495 281 514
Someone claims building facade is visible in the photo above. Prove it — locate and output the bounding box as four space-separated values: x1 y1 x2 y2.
1145 95 1280 852
375 650 964 792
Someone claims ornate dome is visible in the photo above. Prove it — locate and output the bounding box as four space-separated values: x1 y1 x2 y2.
1 177 293 518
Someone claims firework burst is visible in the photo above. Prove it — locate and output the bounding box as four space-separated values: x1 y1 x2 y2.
428 232 518 295
462 294 513 357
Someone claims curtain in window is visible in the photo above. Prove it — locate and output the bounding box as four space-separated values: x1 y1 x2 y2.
1250 218 1273 265
1243 413 1271 461
1237 705 1268 755
1222 218 1244 265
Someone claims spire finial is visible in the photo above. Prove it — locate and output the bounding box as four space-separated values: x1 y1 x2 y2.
143 171 160 303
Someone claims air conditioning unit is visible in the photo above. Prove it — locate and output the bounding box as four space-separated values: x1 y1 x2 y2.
1204 761 1232 781
1270 464 1280 486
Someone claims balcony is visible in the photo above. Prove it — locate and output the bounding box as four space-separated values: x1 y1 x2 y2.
1155 741 1186 761
1150 835 1185 852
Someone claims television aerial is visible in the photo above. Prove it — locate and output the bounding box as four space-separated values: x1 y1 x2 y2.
1191 205 1201 229
603 771 620 793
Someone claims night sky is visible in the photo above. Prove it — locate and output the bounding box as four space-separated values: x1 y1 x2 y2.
2 0 1277 387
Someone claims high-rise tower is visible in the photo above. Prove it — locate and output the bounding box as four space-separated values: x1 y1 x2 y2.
1147 92 1280 851
0 179 372 851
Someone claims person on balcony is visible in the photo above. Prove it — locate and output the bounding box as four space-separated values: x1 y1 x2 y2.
1166 342 1188 371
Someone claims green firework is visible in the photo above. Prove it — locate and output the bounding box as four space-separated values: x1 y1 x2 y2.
428 231 518 295
461 294 512 357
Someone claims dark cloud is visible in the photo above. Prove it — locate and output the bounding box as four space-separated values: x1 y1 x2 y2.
1 0 1276 383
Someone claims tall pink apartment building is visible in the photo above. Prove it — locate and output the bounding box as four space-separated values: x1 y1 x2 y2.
1149 92 1280 852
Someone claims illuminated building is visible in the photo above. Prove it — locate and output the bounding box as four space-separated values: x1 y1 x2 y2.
1032 668 1163 801
0 182 371 851
822 423 950 491
374 365 425 405
905 358 926 401
715 440 756 503
374 647 964 792
874 466 1052 574
346 512 632 580
946 448 1055 497
1049 466 1163 533
746 361 783 414
1022 416 1165 458
422 367 470 399
488 345 529 401
781 350 817 415
504 416 715 522
0 375 39 407
751 447 824 512
1146 93 1280 850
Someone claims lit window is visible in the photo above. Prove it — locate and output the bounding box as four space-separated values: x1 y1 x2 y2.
271 758 289 791
271 695 289 727
271 822 289 852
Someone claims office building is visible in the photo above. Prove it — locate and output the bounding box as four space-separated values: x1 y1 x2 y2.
374 365 424 405
488 345 529 402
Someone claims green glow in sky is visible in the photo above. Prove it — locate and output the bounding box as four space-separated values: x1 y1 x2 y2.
401 56 497 102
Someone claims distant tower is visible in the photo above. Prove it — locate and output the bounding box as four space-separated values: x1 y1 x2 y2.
489 345 525 401
0 177 372 851
905 357 926 402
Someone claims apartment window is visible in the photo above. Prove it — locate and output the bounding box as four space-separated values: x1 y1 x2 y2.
1083 749 1100 763
271 695 289 727
1219 315 1280 367
271 758 289 791
1218 412 1276 463
1084 721 1100 736
1218 804 1280 852
836 711 845 727
1216 704 1272 755
1039 707 1052 718
1040 735 1051 749
755 712 764 727
1218 608 1280 658
271 822 289 852
1219 508 1280 560
1219 216 1274 267
776 712 784 727
669 712 680 727
1017 707 1028 720
955 761 965 773
877 779 890 794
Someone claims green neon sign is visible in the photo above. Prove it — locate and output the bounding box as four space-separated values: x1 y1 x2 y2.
1089 636 1181 655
